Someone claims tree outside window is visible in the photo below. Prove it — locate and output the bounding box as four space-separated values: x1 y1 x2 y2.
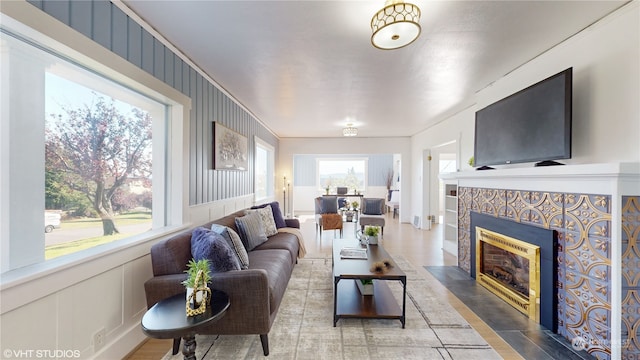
318 159 366 193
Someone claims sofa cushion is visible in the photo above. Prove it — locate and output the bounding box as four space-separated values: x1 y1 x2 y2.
211 224 249 269
235 211 268 251
191 227 241 273
247 206 278 236
247 249 293 313
252 231 300 264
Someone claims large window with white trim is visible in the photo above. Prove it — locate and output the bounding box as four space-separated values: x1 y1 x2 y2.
317 158 367 193
1 24 176 273
254 137 275 202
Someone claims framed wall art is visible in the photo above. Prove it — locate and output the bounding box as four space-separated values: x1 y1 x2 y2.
212 122 248 170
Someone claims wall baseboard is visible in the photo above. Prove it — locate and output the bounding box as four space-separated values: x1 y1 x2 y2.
94 321 147 360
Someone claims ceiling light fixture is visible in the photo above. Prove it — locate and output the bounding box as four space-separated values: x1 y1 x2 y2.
371 0 421 50
342 124 358 137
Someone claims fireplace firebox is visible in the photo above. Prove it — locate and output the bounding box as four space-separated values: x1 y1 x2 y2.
470 212 557 332
476 227 540 321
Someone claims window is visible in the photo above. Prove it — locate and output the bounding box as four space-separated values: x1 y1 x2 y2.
0 25 176 273
317 159 367 193
254 137 274 202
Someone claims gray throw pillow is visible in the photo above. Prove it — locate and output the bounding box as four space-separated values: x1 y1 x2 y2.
321 196 338 214
362 198 384 215
191 227 241 273
235 211 268 251
210 224 249 269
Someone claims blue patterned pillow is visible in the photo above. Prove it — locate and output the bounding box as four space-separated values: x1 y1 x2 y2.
211 224 249 269
191 227 241 273
235 211 268 251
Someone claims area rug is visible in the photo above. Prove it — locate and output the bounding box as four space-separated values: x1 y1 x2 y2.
162 256 502 360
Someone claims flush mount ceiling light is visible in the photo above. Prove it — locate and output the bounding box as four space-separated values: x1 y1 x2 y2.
342 124 358 137
371 0 421 50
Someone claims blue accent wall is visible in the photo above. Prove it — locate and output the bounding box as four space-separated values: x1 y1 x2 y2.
28 0 278 205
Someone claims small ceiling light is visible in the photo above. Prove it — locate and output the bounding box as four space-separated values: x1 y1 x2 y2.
371 0 421 50
343 124 358 137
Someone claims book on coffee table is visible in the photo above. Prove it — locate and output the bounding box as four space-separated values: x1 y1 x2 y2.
340 247 367 259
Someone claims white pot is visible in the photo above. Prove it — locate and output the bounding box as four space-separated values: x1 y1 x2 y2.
186 287 206 305
356 280 374 296
367 235 378 245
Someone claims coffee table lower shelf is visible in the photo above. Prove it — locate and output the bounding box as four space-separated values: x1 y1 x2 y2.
333 279 405 327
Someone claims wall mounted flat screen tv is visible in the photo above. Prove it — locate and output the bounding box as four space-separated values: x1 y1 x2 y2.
474 68 572 168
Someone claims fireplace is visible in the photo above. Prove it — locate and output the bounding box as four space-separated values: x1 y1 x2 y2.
476 227 540 322
470 212 557 332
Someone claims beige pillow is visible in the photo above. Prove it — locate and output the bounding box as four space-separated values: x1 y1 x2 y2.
247 206 278 237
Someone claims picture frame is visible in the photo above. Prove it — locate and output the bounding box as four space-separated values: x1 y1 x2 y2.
212 122 248 170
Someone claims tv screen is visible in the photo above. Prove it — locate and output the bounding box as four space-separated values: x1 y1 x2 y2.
474 68 572 167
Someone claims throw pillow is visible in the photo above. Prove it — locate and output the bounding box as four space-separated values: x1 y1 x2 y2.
362 198 384 215
268 201 287 228
247 206 278 236
210 224 249 269
321 196 338 214
251 202 287 228
235 211 268 251
191 227 241 273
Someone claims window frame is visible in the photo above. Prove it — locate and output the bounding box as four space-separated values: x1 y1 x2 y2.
316 157 368 193
0 13 189 286
254 136 275 202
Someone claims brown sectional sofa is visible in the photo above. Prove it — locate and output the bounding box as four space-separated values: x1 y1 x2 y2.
144 209 301 356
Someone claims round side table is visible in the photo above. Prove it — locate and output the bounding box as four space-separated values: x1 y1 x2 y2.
141 290 229 360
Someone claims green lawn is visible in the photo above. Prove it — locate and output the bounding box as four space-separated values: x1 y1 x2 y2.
45 211 152 259
57 211 152 230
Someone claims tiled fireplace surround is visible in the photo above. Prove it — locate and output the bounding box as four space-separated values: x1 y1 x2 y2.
442 163 639 360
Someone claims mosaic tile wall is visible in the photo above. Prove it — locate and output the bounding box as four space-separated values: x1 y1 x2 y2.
457 187 612 360
622 196 640 359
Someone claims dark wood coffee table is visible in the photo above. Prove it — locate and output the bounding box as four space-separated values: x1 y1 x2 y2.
141 290 230 360
332 239 406 327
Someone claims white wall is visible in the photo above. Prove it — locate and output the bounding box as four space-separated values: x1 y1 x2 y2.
411 2 639 229
278 137 412 223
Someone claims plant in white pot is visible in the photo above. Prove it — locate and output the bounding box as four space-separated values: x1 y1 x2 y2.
365 226 379 245
356 278 374 296
182 258 212 311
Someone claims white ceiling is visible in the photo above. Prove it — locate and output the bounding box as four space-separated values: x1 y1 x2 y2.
123 1 627 138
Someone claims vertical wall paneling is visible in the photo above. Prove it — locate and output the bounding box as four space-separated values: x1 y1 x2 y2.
173 57 182 94
110 7 127 59
29 0 277 207
127 18 142 68
42 0 69 25
153 38 164 82
69 0 92 39
92 0 111 50
140 30 154 75
164 47 173 88
181 58 190 96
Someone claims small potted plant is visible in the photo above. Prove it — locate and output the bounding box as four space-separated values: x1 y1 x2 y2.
182 258 212 306
365 226 379 245
356 278 374 296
